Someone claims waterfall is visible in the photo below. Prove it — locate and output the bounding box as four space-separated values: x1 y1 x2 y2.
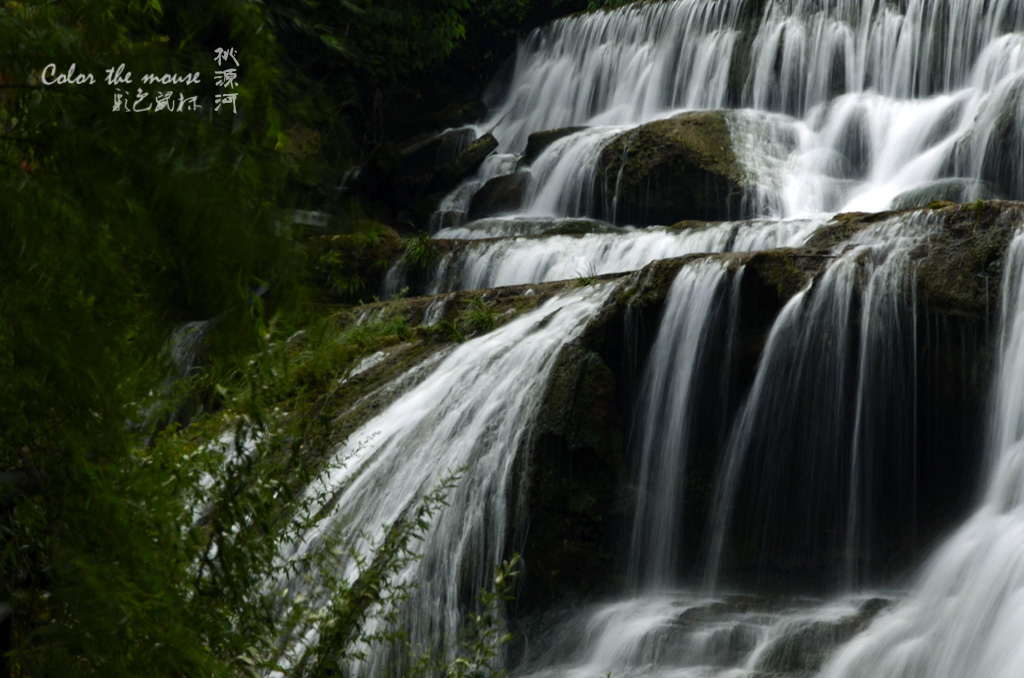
820 232 1024 678
430 153 520 232
274 285 614 674
627 260 740 588
401 218 819 295
703 215 931 590
437 0 1024 230
332 1 1024 675
483 0 744 151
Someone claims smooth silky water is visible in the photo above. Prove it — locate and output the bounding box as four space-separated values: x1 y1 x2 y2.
323 1 1024 675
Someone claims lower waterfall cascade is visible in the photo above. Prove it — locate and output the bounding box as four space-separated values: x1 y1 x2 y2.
295 0 1024 675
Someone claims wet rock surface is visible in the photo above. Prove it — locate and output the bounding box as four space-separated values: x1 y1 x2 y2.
596 111 750 225
468 171 530 220
523 126 588 163
331 200 1023 622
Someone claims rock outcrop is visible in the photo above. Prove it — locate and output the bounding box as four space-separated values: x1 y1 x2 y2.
468 171 530 220
523 127 587 163
596 111 750 225
323 201 1024 608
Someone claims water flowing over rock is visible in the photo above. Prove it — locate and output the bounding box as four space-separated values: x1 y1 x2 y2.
274 285 615 674
468 171 530 220
627 260 740 588
819 231 1024 678
428 0 1024 230
297 0 1024 674
596 111 752 225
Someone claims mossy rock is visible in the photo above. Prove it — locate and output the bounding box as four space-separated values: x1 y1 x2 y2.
429 132 499 191
517 341 626 610
468 171 529 220
523 127 587 163
753 598 890 673
597 111 749 226
891 178 996 211
912 200 1023 317
805 201 1024 318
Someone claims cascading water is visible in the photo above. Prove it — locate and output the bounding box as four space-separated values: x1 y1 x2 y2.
819 231 1024 678
330 0 1024 675
702 217 929 591
273 286 614 674
389 218 819 297
482 0 744 152
434 0 1024 233
627 261 740 589
430 153 520 232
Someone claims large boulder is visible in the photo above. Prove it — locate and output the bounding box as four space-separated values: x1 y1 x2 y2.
468 172 530 220
523 127 587 163
428 132 499 191
596 111 750 226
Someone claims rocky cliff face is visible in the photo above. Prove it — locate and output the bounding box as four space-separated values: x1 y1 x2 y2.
311 201 1022 606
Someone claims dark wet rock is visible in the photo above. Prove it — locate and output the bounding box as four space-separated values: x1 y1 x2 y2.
806 201 1024 318
596 111 751 225
517 338 628 609
429 132 499 191
948 81 1024 200
353 141 401 195
523 127 588 163
398 128 476 179
911 201 1022 317
328 201 1024 608
468 171 530 220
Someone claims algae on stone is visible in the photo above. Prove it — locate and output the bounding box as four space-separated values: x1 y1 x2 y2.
597 111 749 226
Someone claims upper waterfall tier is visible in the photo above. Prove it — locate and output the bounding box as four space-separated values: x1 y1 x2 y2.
486 0 1024 148
463 0 1024 219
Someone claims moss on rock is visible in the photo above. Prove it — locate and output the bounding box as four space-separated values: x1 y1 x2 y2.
468 171 529 220
523 127 587 163
597 111 749 225
912 200 1022 317
517 340 627 609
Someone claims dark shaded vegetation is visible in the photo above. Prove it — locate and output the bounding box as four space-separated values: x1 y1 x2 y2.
0 0 621 675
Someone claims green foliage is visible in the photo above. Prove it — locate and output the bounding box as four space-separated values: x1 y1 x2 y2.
575 262 599 287
424 318 467 343
971 197 986 222
0 1 322 675
460 298 497 334
268 0 473 88
308 223 401 303
445 554 520 678
1 0 602 672
403 231 441 273
587 0 635 9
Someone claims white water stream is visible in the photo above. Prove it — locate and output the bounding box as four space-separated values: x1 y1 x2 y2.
819 232 1024 678
312 1 1024 675
439 0 1024 232
273 286 614 674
